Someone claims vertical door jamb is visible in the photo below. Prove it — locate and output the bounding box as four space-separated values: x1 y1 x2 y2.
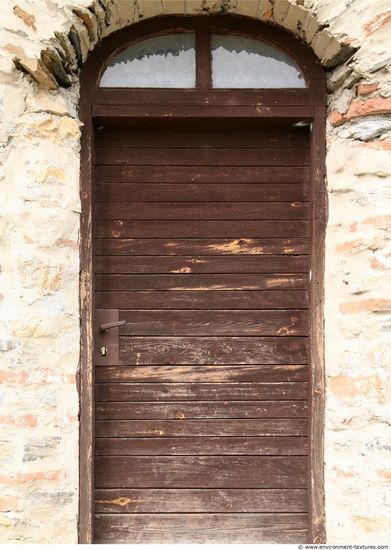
308 104 327 544
79 103 95 544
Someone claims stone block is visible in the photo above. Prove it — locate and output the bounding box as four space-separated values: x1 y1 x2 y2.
339 118 391 141
23 436 61 462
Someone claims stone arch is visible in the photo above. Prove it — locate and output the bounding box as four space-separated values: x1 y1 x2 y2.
3 0 356 91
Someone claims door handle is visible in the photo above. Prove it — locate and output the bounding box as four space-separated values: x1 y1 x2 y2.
99 320 126 332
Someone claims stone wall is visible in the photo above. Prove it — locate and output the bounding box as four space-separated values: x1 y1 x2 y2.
0 0 390 543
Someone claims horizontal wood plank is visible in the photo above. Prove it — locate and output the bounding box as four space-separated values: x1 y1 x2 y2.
95 290 308 309
95 382 308 402
94 237 309 256
95 455 307 488
96 123 309 148
94 436 308 456
95 364 308 383
112 310 308 336
95 201 308 220
96 182 308 201
95 418 308 438
96 147 309 166
94 487 308 513
95 399 308 419
95 220 309 239
93 512 308 543
95 255 308 274
118 336 308 365
96 274 307 291
95 165 309 183
93 103 313 119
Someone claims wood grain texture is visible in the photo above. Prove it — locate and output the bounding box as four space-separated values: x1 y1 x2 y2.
95 219 309 239
95 456 307 488
95 382 308 402
95 274 308 291
95 399 308 419
112 309 308 336
93 512 308 543
95 165 309 183
94 255 308 274
96 147 309 166
95 364 308 383
96 182 308 201
95 237 309 256
94 436 308 456
95 201 308 220
118 336 308 365
94 488 308 512
95 289 308 310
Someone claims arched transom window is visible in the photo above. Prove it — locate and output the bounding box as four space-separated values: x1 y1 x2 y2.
99 25 306 89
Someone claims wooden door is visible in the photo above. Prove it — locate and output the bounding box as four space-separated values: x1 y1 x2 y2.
93 121 310 543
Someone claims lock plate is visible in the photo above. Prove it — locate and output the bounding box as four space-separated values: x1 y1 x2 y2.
95 309 121 366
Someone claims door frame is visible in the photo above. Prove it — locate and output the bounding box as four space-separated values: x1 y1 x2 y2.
78 15 327 544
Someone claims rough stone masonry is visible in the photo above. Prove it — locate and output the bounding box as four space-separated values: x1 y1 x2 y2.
0 0 391 543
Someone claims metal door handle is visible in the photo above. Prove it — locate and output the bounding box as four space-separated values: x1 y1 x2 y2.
99 320 126 332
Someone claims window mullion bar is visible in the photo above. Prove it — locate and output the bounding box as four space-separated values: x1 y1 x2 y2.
196 24 211 89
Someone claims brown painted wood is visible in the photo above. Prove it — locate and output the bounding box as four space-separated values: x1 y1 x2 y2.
96 220 309 239
92 104 313 119
78 105 94 543
93 513 308 543
96 182 308 202
95 456 307 488
96 289 308 310
80 14 326 543
94 488 308 513
96 147 309 166
111 309 308 336
94 437 308 456
95 382 308 402
96 164 309 182
95 418 308 438
95 237 309 256
118 336 308 365
94 255 308 274
95 399 308 418
92 88 312 106
95 201 309 220
95 364 308 383
96 123 310 147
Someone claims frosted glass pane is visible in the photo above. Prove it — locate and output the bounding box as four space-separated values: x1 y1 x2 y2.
100 33 196 88
212 35 306 88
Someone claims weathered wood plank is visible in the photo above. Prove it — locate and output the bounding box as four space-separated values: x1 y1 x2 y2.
94 255 309 274
96 147 309 166
95 382 308 402
95 418 308 438
95 364 308 383
95 201 308 220
118 336 308 365
96 182 308 201
93 512 308 543
94 488 308 513
95 219 309 239
94 237 309 256
95 289 308 310
95 456 307 488
113 310 308 336
95 399 308 419
95 165 309 183
94 436 308 456
96 123 309 148
95 274 307 291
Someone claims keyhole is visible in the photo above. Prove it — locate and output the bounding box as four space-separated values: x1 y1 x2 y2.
100 346 107 357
